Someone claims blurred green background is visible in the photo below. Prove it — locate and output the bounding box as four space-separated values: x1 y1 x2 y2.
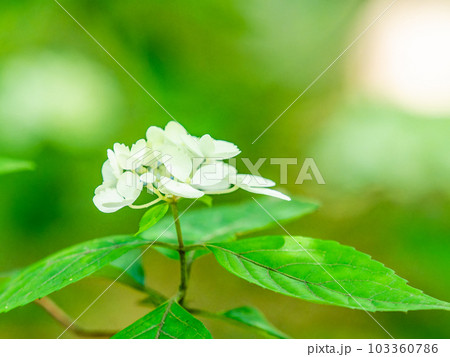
0 0 449 338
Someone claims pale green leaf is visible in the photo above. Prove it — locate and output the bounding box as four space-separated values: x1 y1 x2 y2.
0 235 151 313
220 306 289 338
197 195 213 207
136 203 169 236
112 301 212 339
96 249 167 306
0 270 18 291
0 157 34 175
95 248 146 291
207 236 450 312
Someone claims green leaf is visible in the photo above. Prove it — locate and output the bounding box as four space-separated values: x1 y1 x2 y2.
220 306 289 339
0 269 18 280
0 270 18 291
207 236 450 312
96 249 167 306
0 235 151 313
136 203 169 236
141 197 318 260
95 248 146 291
112 301 212 339
0 157 34 175
197 195 213 207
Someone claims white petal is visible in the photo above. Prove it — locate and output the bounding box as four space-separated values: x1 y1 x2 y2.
140 172 156 184
195 178 232 191
146 126 165 148
124 139 151 170
113 143 130 156
225 163 238 177
181 134 203 157
212 139 241 159
101 160 118 186
238 185 291 201
107 149 123 177
235 174 276 187
159 177 204 198
113 143 131 169
130 139 148 157
199 134 215 157
93 186 129 213
191 162 235 186
94 183 109 195
160 144 193 181
117 172 143 202
165 121 188 144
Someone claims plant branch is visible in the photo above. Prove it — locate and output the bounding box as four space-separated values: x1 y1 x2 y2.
171 201 188 306
184 243 207 252
150 241 180 250
35 297 116 338
142 286 168 306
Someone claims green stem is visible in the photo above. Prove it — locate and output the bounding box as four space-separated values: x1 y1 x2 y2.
142 287 168 306
128 197 162 209
171 201 188 306
151 241 180 251
184 243 207 252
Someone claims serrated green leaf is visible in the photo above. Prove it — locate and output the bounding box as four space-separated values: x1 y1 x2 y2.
95 248 146 291
207 236 450 312
136 203 169 236
112 301 212 339
220 306 289 338
0 157 34 175
141 197 318 260
0 235 151 313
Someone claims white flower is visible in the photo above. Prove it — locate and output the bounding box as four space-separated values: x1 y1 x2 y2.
116 171 143 201
94 141 147 212
232 174 291 201
191 161 236 187
182 134 241 160
93 186 128 213
93 121 290 213
146 122 193 181
158 177 204 198
93 172 143 213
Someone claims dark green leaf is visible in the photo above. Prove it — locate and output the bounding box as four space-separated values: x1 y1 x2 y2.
112 301 212 339
0 235 151 313
0 157 34 175
96 249 168 306
141 197 318 260
221 306 288 338
207 236 450 312
95 248 146 291
136 203 169 236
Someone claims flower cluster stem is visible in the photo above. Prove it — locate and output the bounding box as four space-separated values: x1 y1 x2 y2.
171 201 188 306
128 197 162 209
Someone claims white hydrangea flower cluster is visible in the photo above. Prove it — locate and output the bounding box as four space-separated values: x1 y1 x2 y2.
93 122 290 213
